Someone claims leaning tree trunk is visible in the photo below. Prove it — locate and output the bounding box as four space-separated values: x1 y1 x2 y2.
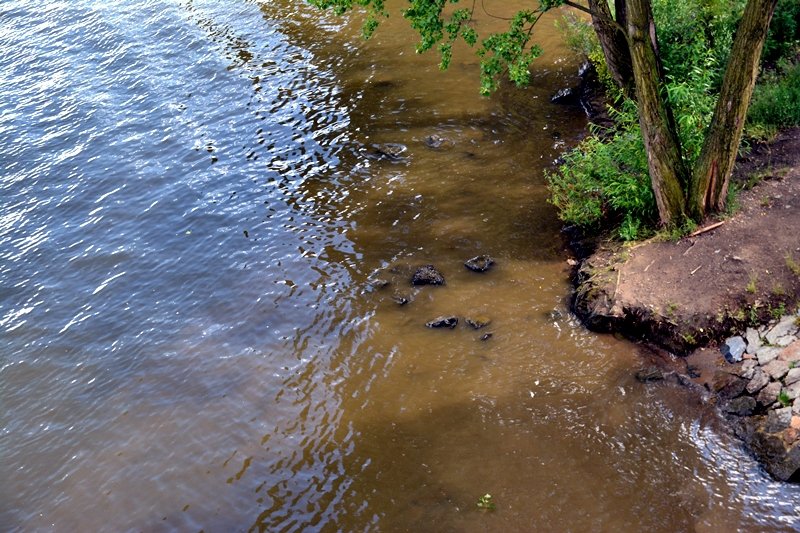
690 0 779 217
589 0 634 96
626 0 689 225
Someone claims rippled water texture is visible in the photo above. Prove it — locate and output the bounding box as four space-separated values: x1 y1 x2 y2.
2 1 800 530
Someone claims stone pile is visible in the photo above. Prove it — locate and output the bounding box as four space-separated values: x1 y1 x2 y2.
717 312 800 481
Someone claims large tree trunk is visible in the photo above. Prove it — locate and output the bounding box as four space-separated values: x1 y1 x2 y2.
589 0 634 96
626 0 689 225
689 0 779 217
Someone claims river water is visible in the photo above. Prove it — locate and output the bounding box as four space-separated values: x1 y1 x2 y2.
2 1 800 531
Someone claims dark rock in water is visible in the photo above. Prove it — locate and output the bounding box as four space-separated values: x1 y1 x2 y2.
412 265 445 286
750 430 800 481
392 295 409 306
426 316 458 329
423 134 452 149
550 86 580 105
765 407 794 433
480 332 493 341
721 336 746 363
465 316 491 329
367 143 408 162
635 366 664 383
464 255 495 273
725 396 757 416
367 278 390 290
712 371 747 400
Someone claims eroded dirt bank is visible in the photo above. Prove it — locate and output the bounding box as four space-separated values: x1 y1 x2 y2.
570 127 800 479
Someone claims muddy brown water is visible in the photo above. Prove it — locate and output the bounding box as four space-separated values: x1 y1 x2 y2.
2 1 800 531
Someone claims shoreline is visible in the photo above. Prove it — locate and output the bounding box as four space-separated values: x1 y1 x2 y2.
564 127 800 480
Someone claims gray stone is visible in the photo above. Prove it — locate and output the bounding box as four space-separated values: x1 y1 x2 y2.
794 397 800 416
747 368 771 394
426 316 458 329
785 382 800 401
763 359 790 380
757 346 781 366
779 342 800 364
786 368 800 387
725 396 757 417
721 336 746 363
745 327 763 355
765 407 794 432
775 335 797 347
766 316 799 345
412 265 445 286
741 359 758 380
758 382 782 406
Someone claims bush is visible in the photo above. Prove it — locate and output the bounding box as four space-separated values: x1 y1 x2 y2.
547 102 655 240
749 61 800 127
549 0 799 240
763 0 800 65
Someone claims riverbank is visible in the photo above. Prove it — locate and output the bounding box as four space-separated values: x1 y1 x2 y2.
569 127 800 480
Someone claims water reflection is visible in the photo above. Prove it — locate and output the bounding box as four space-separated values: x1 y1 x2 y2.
2 0 800 531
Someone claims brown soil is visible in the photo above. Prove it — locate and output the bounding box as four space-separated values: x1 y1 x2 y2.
573 127 800 355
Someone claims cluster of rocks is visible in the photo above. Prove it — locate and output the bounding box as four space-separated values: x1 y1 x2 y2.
715 313 800 481
368 256 496 339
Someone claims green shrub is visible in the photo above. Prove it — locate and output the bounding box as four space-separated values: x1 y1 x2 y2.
546 102 655 240
748 61 800 127
763 0 800 65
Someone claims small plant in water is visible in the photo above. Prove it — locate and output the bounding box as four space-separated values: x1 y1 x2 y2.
476 493 495 511
778 390 792 408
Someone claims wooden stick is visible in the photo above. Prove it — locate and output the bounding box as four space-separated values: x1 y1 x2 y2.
691 265 703 275
689 221 725 237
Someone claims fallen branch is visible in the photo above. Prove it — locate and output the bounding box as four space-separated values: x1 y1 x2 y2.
689 221 725 237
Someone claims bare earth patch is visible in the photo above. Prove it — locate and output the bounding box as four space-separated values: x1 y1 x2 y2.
572 127 800 480
574 127 800 354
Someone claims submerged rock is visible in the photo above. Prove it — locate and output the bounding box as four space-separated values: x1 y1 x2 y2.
635 366 664 383
550 86 580 105
426 316 458 329
711 371 747 400
721 336 746 363
367 277 390 290
366 143 408 162
465 316 491 330
765 407 794 433
423 134 452 150
392 294 409 306
412 265 445 286
480 332 493 341
725 396 757 417
750 431 800 481
464 255 495 273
